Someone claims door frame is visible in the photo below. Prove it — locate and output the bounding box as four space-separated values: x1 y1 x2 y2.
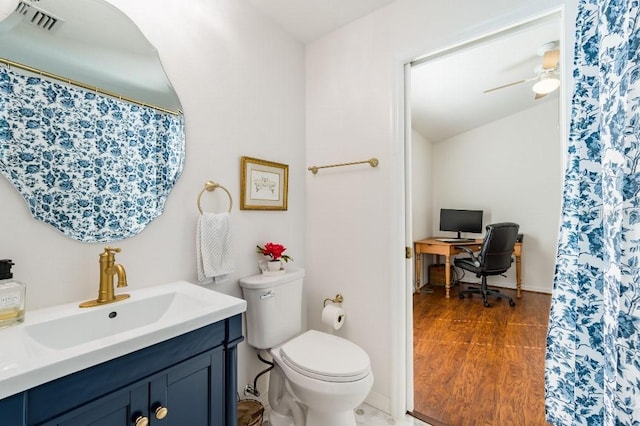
391 6 568 418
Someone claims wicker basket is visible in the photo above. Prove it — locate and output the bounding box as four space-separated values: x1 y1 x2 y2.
429 264 453 285
238 399 264 426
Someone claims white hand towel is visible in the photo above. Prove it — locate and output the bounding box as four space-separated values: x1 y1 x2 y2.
196 212 233 283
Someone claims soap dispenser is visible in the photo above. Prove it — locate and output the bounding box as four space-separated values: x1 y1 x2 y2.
0 259 26 327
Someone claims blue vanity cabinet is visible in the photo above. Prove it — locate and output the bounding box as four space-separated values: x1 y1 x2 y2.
0 393 25 425
1 314 243 426
42 383 148 426
149 348 227 425
44 348 224 425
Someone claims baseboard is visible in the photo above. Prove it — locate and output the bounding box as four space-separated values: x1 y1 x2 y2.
458 280 552 295
497 283 552 294
521 284 552 294
409 411 450 426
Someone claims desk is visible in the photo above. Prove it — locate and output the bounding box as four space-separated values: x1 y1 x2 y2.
414 238 523 299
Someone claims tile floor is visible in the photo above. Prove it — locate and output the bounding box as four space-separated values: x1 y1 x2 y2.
355 404 431 426
261 403 431 426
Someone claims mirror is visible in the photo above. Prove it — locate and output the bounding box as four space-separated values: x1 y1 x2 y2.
0 0 185 242
0 0 181 112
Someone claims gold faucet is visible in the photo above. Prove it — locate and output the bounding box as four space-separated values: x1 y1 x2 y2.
79 246 130 308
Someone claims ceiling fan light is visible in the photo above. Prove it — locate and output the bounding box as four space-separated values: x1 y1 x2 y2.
532 77 560 95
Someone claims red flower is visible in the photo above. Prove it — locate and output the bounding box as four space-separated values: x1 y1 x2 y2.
256 242 292 262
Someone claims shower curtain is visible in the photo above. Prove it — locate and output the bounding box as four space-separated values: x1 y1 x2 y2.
545 0 640 425
0 67 185 242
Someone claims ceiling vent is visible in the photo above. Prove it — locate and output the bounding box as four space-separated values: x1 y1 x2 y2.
14 1 62 32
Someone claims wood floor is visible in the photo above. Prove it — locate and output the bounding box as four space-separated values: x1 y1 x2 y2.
412 284 551 426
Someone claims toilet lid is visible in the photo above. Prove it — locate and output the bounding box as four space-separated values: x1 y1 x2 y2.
279 330 371 383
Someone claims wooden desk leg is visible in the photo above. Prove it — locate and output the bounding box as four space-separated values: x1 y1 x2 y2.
516 255 522 298
444 256 452 299
415 251 421 292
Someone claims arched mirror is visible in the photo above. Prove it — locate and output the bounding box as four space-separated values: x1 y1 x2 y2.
0 0 185 242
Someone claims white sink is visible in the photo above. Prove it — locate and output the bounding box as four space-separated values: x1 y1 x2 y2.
25 289 211 350
0 281 246 400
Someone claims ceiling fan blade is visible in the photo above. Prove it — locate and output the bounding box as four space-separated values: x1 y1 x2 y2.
484 76 537 94
542 49 560 69
484 80 527 93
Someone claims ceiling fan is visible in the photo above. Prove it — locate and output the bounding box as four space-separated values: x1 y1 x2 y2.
484 41 560 100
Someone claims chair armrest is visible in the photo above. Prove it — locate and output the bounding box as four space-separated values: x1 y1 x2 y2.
455 245 481 267
456 245 475 255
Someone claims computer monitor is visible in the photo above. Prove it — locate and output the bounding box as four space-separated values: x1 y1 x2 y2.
439 209 483 239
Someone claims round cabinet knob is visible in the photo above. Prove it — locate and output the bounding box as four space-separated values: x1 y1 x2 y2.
155 405 169 420
134 416 149 426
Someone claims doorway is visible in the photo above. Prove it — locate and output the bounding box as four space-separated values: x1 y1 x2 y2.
405 11 564 424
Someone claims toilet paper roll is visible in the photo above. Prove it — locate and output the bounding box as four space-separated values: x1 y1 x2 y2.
321 304 346 330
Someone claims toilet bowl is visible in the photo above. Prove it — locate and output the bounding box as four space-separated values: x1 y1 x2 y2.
269 330 373 426
239 269 374 426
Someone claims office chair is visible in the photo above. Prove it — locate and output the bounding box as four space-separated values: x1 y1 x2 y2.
455 222 519 307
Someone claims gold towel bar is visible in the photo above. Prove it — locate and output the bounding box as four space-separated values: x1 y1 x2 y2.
0 57 182 116
308 158 379 174
197 181 233 214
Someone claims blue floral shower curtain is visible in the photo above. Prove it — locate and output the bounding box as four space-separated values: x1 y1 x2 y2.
0 67 185 242
545 0 640 424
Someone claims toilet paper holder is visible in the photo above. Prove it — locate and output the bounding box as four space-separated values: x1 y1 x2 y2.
323 293 344 307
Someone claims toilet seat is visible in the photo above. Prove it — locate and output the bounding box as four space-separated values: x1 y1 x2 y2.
279 330 370 383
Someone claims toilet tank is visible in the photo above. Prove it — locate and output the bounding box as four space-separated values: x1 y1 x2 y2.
239 268 305 349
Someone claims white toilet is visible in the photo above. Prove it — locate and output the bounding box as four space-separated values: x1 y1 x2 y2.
239 268 373 426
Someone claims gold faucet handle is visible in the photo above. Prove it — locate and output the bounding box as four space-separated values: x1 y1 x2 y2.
101 247 121 262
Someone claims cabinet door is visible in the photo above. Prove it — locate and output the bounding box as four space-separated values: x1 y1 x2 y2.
0 393 25 426
42 384 147 426
39 348 226 426
150 348 225 425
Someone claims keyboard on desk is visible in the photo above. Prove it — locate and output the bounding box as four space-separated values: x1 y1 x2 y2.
435 238 476 243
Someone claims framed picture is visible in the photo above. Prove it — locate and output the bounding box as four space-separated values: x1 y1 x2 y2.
240 156 289 210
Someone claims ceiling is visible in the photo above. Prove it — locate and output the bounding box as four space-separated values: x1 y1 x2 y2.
246 1 561 144
247 0 396 43
0 1 562 142
410 16 561 142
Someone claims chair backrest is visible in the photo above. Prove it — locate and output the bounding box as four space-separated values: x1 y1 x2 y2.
478 222 519 274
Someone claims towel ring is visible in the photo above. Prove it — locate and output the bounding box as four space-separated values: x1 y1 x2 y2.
197 181 233 214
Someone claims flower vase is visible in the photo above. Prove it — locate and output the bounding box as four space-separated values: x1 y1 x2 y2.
267 260 282 272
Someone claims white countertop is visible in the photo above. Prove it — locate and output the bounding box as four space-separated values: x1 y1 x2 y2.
0 281 246 400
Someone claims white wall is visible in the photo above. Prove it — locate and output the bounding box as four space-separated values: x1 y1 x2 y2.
0 0 305 399
411 129 433 285
431 100 562 293
305 0 576 414
411 129 433 242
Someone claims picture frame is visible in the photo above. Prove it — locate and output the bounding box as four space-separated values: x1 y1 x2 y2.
240 156 289 210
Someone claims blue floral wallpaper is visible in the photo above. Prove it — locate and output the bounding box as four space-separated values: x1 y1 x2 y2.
545 0 640 424
0 67 185 242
